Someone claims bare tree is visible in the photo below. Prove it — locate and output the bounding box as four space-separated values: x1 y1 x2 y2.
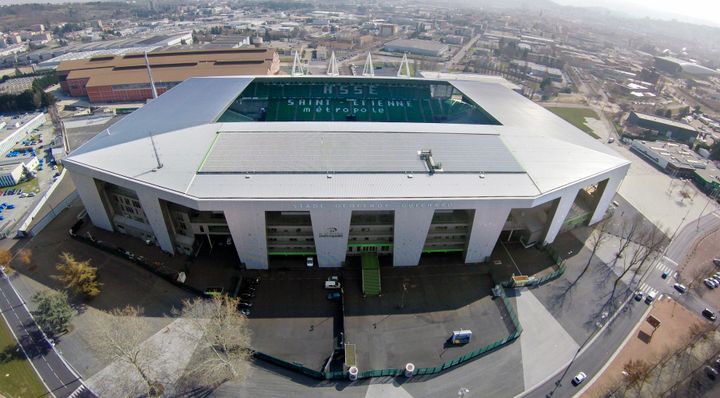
88 305 163 397
174 296 252 389
0 249 13 274
609 221 668 302
17 248 32 265
623 359 650 387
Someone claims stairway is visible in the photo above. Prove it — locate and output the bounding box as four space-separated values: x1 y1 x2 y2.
361 252 381 296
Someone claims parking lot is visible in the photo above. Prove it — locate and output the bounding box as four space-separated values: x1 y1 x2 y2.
0 115 61 236
343 263 515 370
245 269 343 370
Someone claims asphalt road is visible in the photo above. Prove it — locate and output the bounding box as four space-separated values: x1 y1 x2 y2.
520 210 720 398
0 270 93 398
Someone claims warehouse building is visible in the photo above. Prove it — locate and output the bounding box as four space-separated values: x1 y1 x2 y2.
654 56 719 77
0 157 38 187
384 39 449 57
64 76 630 270
627 111 699 143
56 48 280 103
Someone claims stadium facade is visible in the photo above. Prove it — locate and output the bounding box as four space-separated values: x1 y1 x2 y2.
64 76 630 269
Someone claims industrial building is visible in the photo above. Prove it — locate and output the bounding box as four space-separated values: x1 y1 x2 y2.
384 39 449 57
56 48 280 103
627 111 698 142
64 76 629 270
0 156 39 187
654 56 720 77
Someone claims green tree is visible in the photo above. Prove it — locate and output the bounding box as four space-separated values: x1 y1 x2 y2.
32 290 73 336
54 252 101 298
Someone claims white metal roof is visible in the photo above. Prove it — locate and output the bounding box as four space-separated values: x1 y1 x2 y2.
65 75 629 200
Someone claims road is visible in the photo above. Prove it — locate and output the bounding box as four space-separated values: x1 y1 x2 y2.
446 34 481 70
0 269 94 398
521 210 720 398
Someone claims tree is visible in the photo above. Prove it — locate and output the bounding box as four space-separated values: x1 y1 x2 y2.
32 290 73 336
89 305 164 397
18 248 32 265
0 250 13 274
174 296 252 388
623 359 650 386
54 252 101 298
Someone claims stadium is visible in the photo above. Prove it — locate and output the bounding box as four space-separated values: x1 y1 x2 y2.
64 75 630 270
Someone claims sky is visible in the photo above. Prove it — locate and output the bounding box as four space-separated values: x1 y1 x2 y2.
554 0 720 27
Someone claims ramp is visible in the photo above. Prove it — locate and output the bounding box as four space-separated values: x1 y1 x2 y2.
361 252 381 296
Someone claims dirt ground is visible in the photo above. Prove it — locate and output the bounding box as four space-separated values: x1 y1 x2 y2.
678 225 720 304
583 298 706 398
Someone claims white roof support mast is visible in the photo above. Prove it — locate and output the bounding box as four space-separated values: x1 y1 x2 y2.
291 50 306 76
326 51 339 76
362 52 375 77
144 51 158 100
397 53 411 78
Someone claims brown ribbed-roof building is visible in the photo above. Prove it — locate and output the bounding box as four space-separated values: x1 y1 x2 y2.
57 48 280 103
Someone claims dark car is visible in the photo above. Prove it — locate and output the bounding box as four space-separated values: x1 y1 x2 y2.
661 271 669 279
237 302 253 309
703 308 717 321
327 292 341 301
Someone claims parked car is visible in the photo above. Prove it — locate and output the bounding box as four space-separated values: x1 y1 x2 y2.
324 280 341 289
703 308 717 321
327 291 341 301
634 291 644 301
674 283 687 293
714 258 720 266
237 301 252 309
239 292 255 300
705 279 717 289
306 256 314 267
706 366 719 380
239 308 250 316
572 372 588 386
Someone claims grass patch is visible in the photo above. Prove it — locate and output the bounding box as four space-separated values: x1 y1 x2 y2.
1 177 39 194
0 316 48 397
546 107 601 139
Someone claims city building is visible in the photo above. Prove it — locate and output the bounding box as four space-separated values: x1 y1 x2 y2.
0 113 46 157
56 48 280 103
627 111 699 142
629 140 707 176
384 39 449 57
64 75 629 270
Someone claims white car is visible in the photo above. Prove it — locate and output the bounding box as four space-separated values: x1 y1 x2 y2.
674 283 687 293
324 280 341 289
572 371 588 386
705 279 716 289
306 257 314 267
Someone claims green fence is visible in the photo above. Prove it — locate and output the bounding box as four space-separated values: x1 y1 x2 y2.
253 284 523 380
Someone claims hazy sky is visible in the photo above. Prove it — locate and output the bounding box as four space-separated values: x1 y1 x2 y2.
555 0 720 26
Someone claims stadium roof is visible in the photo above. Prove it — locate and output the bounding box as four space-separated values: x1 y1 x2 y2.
65 75 629 200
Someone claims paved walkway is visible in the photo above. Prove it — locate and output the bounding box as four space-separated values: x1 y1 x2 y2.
516 289 579 389
0 270 92 398
86 318 204 397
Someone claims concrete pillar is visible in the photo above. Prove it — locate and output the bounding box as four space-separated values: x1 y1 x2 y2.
69 172 113 231
136 191 175 254
393 207 434 266
589 176 623 225
465 205 511 263
543 193 577 245
225 207 268 269
311 209 352 267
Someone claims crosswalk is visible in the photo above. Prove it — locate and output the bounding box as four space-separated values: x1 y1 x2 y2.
655 261 674 276
637 282 658 297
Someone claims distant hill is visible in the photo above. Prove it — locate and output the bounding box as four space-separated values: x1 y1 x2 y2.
0 2 142 32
